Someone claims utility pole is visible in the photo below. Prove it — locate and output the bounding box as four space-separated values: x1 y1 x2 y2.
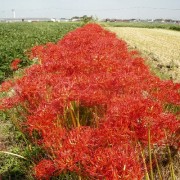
12 9 16 18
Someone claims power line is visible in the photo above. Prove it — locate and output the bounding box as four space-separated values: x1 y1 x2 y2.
25 7 180 11
0 7 180 13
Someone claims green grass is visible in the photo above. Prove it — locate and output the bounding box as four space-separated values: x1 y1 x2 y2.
0 22 82 83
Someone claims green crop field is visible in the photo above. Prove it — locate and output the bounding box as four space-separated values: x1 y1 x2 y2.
0 22 81 83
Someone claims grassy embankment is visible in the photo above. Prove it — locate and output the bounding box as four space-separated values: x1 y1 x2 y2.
103 21 180 31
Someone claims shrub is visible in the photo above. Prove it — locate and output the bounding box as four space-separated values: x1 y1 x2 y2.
0 23 179 179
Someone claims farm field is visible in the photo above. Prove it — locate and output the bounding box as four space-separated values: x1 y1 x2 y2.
103 21 180 31
0 23 180 179
0 22 81 82
108 27 180 82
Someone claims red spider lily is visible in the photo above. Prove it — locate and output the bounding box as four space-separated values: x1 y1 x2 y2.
0 80 14 92
10 58 21 70
0 23 180 179
34 159 56 180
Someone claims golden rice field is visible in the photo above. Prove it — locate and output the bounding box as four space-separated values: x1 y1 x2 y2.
108 27 180 82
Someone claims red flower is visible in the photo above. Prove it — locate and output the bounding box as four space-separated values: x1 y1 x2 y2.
34 159 56 179
0 80 14 92
10 58 21 70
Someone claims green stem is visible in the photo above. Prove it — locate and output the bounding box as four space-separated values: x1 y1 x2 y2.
0 151 27 160
148 128 154 180
167 145 176 180
70 101 80 127
9 111 29 148
78 175 82 180
153 151 163 180
138 142 150 180
164 130 176 180
69 108 77 127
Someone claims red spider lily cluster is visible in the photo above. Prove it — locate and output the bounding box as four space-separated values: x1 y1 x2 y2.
10 58 21 70
0 24 180 179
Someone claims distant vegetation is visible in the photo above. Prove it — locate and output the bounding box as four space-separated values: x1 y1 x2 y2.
102 22 180 31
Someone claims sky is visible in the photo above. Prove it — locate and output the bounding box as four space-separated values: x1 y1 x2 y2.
0 0 180 20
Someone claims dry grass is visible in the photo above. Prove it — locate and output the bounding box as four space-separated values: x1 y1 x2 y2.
108 27 180 82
